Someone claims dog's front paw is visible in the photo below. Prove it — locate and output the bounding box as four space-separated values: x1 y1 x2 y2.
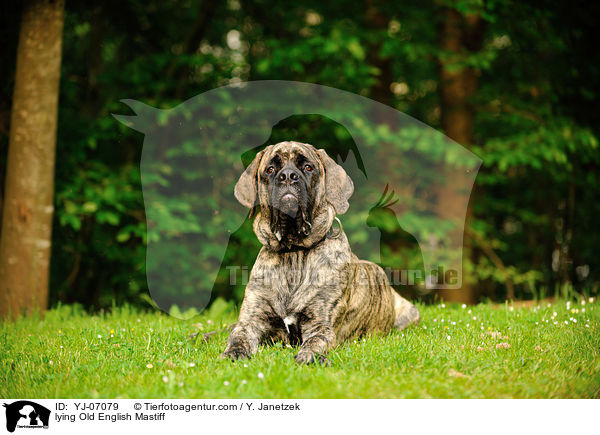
294 350 330 366
220 343 251 361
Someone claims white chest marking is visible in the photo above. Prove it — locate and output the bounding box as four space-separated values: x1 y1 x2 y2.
283 315 296 333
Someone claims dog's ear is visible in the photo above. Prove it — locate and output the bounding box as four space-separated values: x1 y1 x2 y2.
234 149 265 209
316 149 354 215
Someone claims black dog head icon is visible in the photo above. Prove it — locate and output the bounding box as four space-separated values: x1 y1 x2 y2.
3 401 50 433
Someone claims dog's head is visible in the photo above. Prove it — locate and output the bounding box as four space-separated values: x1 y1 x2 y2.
235 141 354 250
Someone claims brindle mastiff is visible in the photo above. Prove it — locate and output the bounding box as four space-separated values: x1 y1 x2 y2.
221 141 420 364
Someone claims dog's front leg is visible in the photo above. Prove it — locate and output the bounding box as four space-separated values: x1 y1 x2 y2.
221 293 270 361
220 322 265 361
295 315 336 365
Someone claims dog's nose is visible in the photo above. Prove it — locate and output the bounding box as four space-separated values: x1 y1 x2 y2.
278 168 299 183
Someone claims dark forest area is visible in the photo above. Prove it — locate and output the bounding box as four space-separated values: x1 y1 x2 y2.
1 0 599 317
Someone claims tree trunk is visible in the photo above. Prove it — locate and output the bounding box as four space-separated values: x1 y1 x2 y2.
0 0 65 319
436 7 484 304
365 0 393 108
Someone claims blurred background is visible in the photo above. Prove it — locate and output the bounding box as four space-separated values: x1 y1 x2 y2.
0 0 599 318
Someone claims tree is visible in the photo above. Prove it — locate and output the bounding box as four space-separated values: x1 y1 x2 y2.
0 0 596 312
435 5 485 304
0 0 65 319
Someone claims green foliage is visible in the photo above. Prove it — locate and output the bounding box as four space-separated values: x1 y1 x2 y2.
2 0 599 309
53 0 600 306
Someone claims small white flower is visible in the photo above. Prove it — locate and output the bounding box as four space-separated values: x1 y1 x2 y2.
452 322 456 326
178 382 184 387
461 304 466 309
60 345 63 349
581 300 586 306
243 363 248 368
189 362 195 367
49 360 53 365
258 372 264 379
466 323 470 327
572 318 577 323
447 336 451 340
565 320 569 325
553 312 558 317
588 297 594 303
137 318 141 322
223 381 230 386
582 308 586 313
162 376 168 383
441 319 445 323
207 320 214 325
242 379 247 384
535 322 538 325
467 310 472 314
547 303 551 307
553 321 558 325
509 307 514 312
433 318 437 322
586 324 590 328
146 363 153 369
473 316 477 320
441 304 445 308
481 326 484 330
110 334 114 338
97 334 102 338
423 325 427 329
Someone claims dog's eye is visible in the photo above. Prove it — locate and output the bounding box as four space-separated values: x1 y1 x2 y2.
266 166 275 174
304 164 313 172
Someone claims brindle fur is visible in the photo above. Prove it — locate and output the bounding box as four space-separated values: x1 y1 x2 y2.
222 141 420 364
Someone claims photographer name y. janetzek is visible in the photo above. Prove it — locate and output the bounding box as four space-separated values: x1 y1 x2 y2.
257 402 300 411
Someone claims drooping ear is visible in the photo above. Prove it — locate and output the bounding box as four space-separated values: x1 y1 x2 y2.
316 149 354 214
234 150 265 209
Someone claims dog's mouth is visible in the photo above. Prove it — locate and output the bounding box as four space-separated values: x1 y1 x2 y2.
270 191 312 244
278 193 299 218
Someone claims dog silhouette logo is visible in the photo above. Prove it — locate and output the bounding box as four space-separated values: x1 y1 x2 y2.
3 401 50 432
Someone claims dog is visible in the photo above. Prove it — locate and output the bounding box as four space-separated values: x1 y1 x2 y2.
221 141 420 364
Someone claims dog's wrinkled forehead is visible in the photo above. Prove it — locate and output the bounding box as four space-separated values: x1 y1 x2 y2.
260 141 321 169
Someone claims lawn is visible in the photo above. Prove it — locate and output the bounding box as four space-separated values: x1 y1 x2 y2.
1 298 599 398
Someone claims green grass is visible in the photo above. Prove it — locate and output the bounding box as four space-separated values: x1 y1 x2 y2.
1 299 599 398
